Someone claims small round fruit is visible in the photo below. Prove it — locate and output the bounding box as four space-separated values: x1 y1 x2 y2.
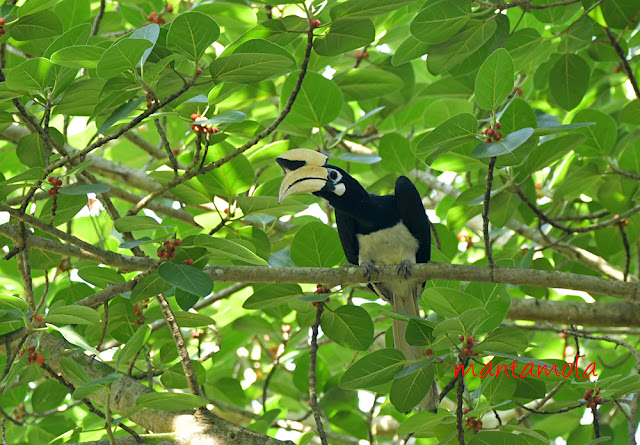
191 113 199 121
133 319 140 325
312 301 318 307
19 349 24 357
282 324 291 333
496 122 502 129
517 89 523 96
169 252 175 259
157 249 164 258
185 258 194 265
196 68 202 76
495 132 503 141
425 349 433 356
35 354 45 366
28 345 36 352
174 238 181 246
173 148 179 155
148 11 157 21
163 250 171 258
594 396 603 404
461 347 470 355
459 335 465 342
0 28 6 36
166 4 173 12
36 315 43 323
584 389 594 400
486 128 494 137
485 138 492 143
167 242 175 250
48 177 55 184
159 18 166 25
310 19 321 28
0 18 5 26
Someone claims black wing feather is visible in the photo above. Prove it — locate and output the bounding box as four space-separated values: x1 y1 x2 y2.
334 209 360 265
395 176 431 263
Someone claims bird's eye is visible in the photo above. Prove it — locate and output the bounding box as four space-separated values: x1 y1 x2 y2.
328 170 339 181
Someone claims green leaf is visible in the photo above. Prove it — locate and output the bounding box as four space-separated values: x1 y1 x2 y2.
290 222 345 267
59 357 90 386
97 97 146 135
378 133 417 174
51 46 105 69
197 146 255 197
58 183 110 195
333 69 403 101
427 20 497 75
571 109 617 157
194 235 268 265
114 216 167 232
321 305 374 351
405 319 434 346
281 71 343 128
173 311 215 328
6 58 54 93
129 24 160 67
12 10 63 41
398 411 456 436
475 49 514 111
96 39 154 79
242 283 302 310
433 308 489 337
598 177 636 214
191 111 247 126
390 365 434 412
416 113 478 163
471 127 534 158
532 122 595 136
31 379 69 414
167 11 220 61
474 327 528 354
331 0 418 20
136 392 208 410
549 54 590 111
601 0 640 29
209 53 293 83
392 36 431 65
504 28 543 67
158 262 214 298
77 265 125 288
339 349 406 390
117 325 151 369
18 0 60 17
16 133 46 169
410 0 471 44
38 194 86 226
423 288 482 317
44 23 91 58
47 324 100 355
73 374 123 400
468 431 530 445
313 18 375 56
46 306 100 325
131 271 172 302
0 294 28 313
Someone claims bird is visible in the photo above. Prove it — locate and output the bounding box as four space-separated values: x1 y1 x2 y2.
277 148 438 411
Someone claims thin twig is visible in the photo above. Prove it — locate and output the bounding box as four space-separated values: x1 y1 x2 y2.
91 0 106 35
456 364 466 445
604 27 640 102
516 400 585 414
592 404 600 438
156 293 203 398
618 223 631 281
483 157 497 278
309 302 329 445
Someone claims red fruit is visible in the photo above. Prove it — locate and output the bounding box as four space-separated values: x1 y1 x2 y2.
495 132 503 141
56 178 63 186
148 11 157 21
496 122 502 129
28 345 35 352
36 315 43 323
47 188 56 196
595 388 600 395
167 242 175 251
312 301 318 307
325 297 330 302
282 324 291 333
18 403 24 411
212 127 219 133
584 389 594 400
196 68 202 76
0 28 6 36
163 250 170 258
594 396 603 404
35 354 44 366
461 348 470 356
191 113 199 121
463 408 469 415
173 148 179 155
157 249 164 258
191 124 201 132
147 102 152 108
19 349 24 357
48 177 55 184
459 335 465 342
133 319 140 325
169 252 175 259
475 420 482 430
185 258 194 265
164 240 171 246
174 238 181 245
310 19 321 28
615 66 621 73
485 128 494 137
517 89 523 96
166 4 173 13
467 335 474 346
29 352 36 361
145 299 150 303
485 138 492 143
425 349 433 356
0 18 5 26
159 18 166 25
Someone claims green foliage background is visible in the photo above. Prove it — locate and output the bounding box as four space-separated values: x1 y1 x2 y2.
0 0 639 444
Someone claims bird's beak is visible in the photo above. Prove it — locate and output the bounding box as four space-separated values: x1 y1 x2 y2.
277 149 330 203
278 166 328 203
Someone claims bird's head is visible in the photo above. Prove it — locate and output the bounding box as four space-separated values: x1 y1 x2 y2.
277 149 348 203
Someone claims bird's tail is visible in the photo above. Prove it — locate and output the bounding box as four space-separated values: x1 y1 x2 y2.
390 284 439 412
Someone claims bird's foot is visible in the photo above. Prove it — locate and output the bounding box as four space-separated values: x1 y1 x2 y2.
397 260 413 279
361 261 380 282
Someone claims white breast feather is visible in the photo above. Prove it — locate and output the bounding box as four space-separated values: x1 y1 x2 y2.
356 222 419 266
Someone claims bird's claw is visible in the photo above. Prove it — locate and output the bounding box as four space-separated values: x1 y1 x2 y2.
398 260 412 279
361 262 380 282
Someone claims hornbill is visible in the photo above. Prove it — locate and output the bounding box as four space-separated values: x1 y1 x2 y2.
277 148 438 411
